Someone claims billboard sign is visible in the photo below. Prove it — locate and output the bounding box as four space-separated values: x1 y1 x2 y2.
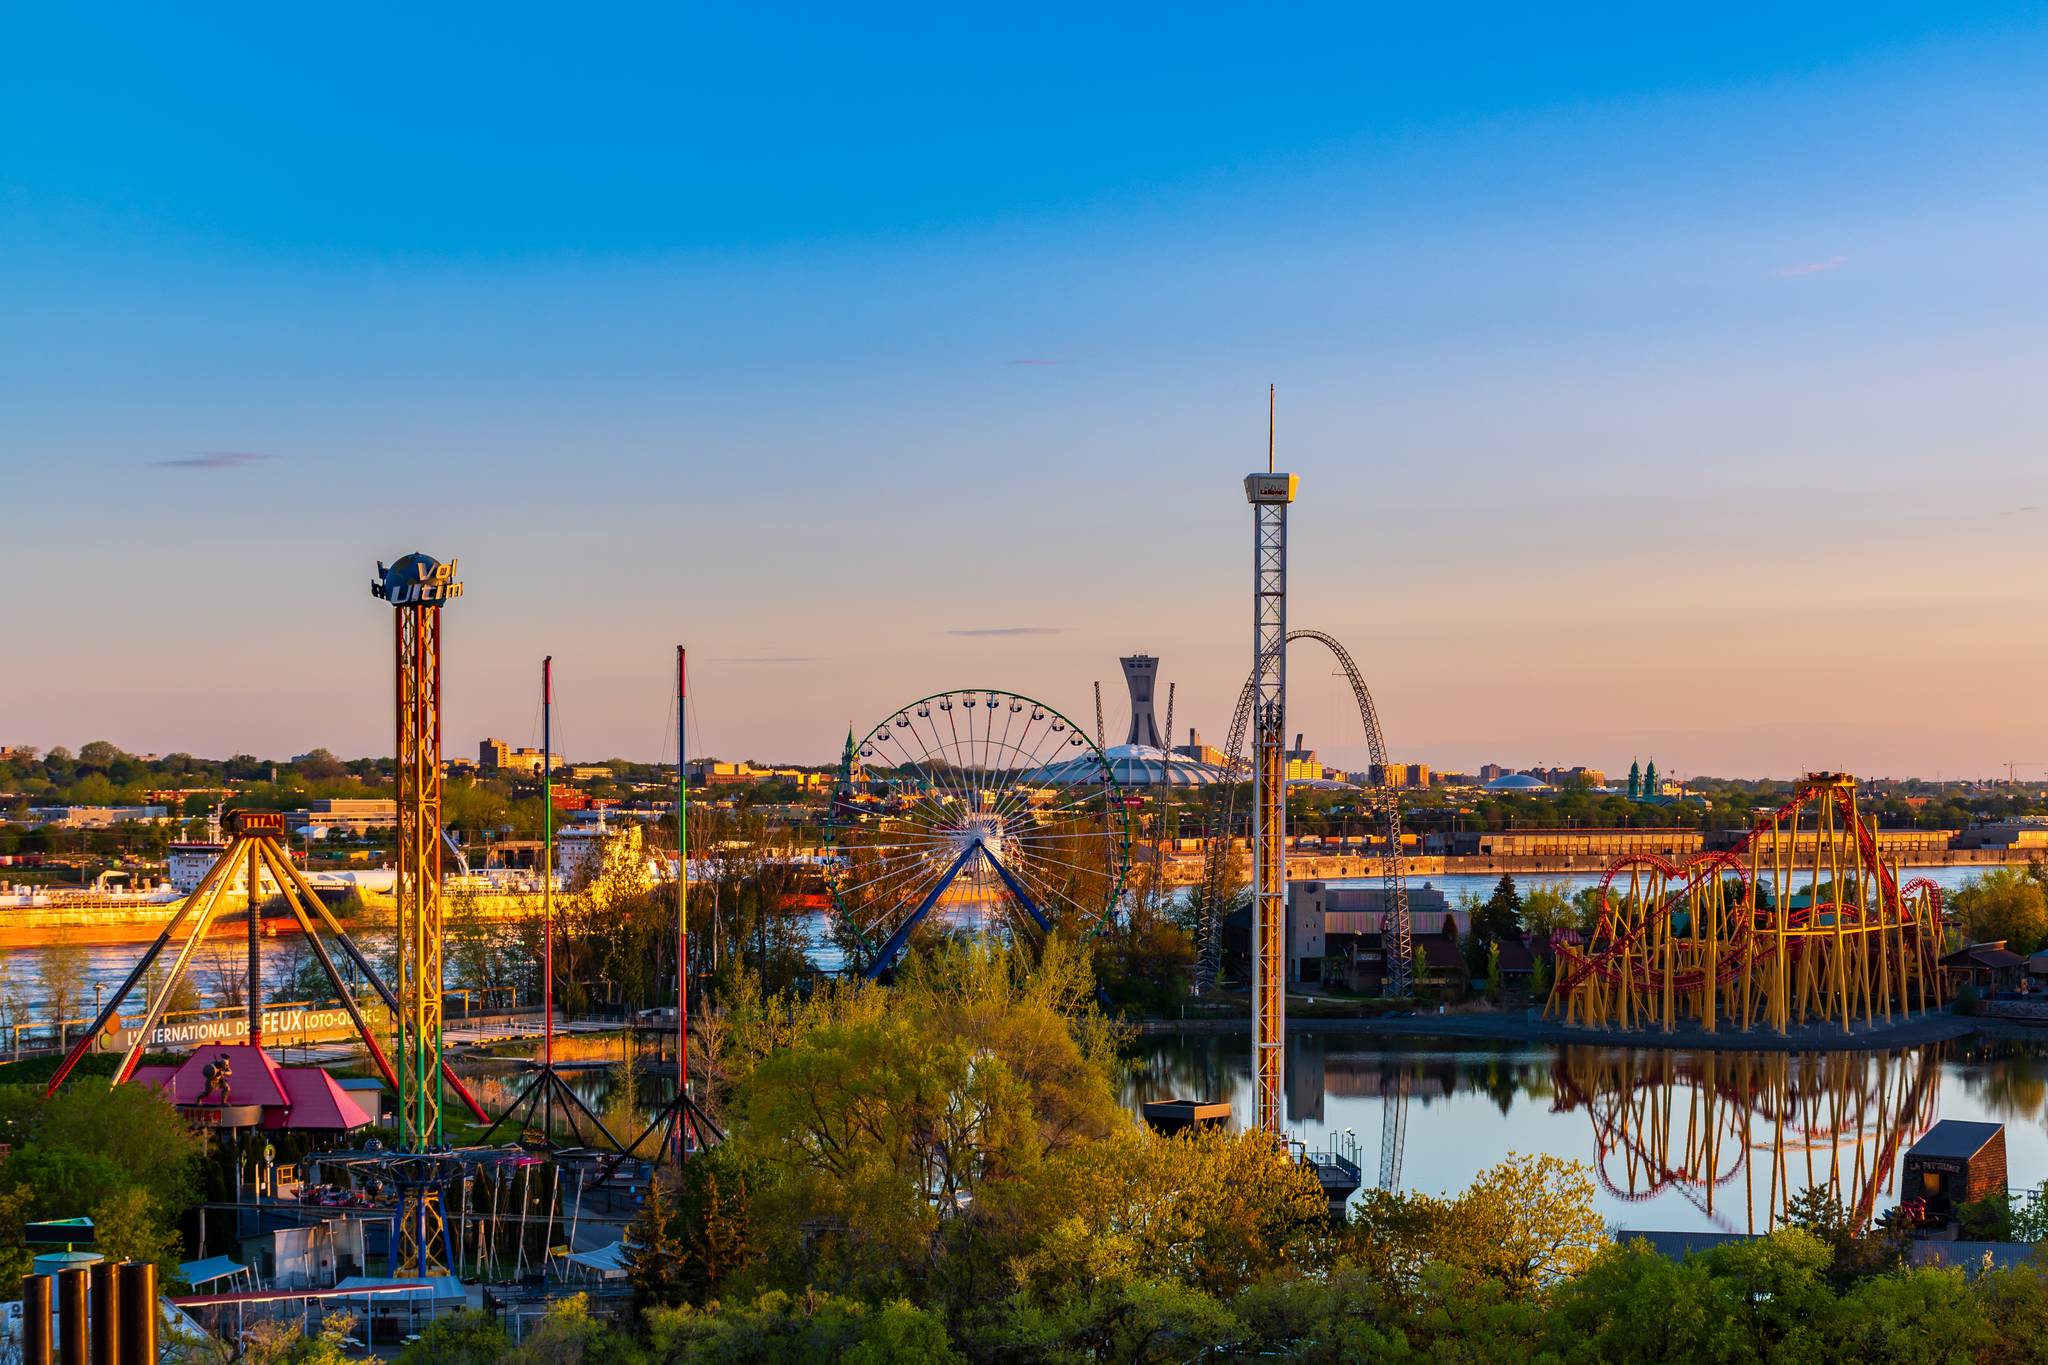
107 1003 388 1053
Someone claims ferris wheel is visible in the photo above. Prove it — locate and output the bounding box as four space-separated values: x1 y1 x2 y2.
826 689 1132 977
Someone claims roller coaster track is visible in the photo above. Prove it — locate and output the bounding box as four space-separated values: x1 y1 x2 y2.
1548 774 1946 1034
1194 630 1412 998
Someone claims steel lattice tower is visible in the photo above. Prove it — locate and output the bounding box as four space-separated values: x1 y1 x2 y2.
1244 470 1294 1135
373 556 464 1154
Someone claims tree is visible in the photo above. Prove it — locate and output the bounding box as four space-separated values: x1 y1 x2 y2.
1521 880 1585 938
1439 1151 1608 1295
1465 875 1524 978
90 1186 186 1288
393 1310 511 1364
1345 1152 1606 1304
644 1288 961 1363
35 1080 210 1213
77 741 126 769
625 1171 690 1309
996 1127 1331 1303
721 938 1125 1293
293 749 348 781
1784 1184 1908 1288
975 1278 1240 1364
499 1292 628 1365
1954 868 2048 954
0 1148 129 1221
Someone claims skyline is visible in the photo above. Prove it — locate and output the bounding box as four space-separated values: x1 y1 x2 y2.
6 7 2048 779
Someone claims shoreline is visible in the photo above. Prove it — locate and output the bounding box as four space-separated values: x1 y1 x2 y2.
1134 1007 1991 1052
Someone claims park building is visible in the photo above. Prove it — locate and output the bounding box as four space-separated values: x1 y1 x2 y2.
1225 880 1464 994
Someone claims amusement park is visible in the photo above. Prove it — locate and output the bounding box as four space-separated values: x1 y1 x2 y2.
8 420 2045 1360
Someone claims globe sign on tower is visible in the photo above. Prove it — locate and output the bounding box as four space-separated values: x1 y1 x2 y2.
371 553 465 607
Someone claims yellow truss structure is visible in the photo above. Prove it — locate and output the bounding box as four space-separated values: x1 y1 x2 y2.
1549 775 1945 1035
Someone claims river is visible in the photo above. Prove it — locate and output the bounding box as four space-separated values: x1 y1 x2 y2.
1123 1033 2048 1234
0 863 2006 1027
470 1029 2048 1236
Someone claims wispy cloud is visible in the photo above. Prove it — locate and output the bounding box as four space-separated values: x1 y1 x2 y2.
707 655 822 663
1007 357 1061 366
945 627 1064 637
151 451 273 470
1776 256 1846 278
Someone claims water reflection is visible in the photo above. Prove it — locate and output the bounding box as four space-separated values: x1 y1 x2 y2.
1550 1047 1939 1233
1123 1033 2047 1234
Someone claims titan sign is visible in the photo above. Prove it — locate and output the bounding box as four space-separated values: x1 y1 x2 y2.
107 1004 389 1053
372 553 464 607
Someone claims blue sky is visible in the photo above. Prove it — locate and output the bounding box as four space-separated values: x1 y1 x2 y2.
5 5 2047 778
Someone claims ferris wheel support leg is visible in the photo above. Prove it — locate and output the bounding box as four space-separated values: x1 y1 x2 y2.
979 847 1053 933
863 840 981 980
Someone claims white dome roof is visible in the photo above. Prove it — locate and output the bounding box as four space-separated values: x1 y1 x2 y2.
1032 743 1231 787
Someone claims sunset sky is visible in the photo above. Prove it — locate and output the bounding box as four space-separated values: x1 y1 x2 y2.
5 5 2047 780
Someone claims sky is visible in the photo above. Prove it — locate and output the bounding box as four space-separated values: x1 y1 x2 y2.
3 4 2047 781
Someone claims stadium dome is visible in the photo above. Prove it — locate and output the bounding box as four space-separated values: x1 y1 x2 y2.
1484 772 1555 793
1032 742 1230 788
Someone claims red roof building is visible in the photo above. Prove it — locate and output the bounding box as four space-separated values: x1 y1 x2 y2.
128 1044 375 1132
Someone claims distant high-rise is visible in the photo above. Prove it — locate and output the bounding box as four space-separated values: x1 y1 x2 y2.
1120 655 1163 748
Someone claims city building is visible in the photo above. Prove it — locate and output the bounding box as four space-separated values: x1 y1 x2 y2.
1283 736 1322 783
1956 818 2048 850
479 737 565 776
1367 762 1432 790
687 759 830 789
1435 827 1705 858
286 798 397 835
1478 763 1507 784
1173 729 1229 768
25 805 170 829
1531 766 1603 789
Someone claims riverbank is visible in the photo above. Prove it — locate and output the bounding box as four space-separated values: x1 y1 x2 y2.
1135 1005 1986 1052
